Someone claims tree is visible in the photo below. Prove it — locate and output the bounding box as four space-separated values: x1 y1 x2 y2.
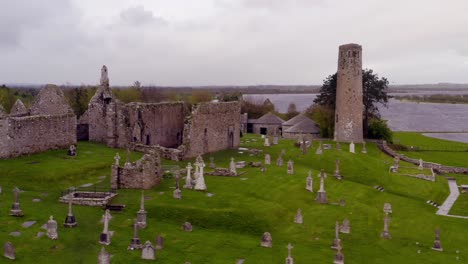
313 69 389 137
286 102 299 120
0 85 17 113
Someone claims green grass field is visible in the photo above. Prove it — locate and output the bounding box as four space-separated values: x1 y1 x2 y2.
0 134 467 263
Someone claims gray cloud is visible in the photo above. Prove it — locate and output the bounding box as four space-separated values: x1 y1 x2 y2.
119 6 167 27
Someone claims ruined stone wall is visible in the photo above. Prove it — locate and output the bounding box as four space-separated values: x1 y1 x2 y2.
334 43 364 143
111 153 162 189
0 114 76 158
125 102 186 148
183 101 241 159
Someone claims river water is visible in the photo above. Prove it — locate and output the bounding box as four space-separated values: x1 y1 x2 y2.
243 93 468 142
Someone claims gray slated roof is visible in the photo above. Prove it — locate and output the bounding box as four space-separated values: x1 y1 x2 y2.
284 118 320 134
282 114 310 126
252 112 285 124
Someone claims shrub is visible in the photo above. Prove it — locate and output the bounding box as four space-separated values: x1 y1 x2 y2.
368 118 393 142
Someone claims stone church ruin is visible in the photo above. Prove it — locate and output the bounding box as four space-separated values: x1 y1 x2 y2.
0 84 76 159
79 65 241 162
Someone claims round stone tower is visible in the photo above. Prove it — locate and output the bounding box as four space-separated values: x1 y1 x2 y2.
334 43 363 143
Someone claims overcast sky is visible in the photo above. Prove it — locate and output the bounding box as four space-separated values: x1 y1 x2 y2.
1 0 468 86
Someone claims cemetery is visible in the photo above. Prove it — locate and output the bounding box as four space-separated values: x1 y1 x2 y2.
1 132 467 263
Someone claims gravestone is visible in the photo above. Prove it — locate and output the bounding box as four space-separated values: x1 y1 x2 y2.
67 144 77 156
261 232 272 248
316 142 323 155
141 241 156 260
340 219 350 234
155 235 164 250
264 137 270 147
301 138 308 155
184 163 193 189
334 243 345 264
194 160 207 191
334 159 342 180
128 222 142 250
361 142 367 154
306 171 313 192
294 209 303 224
418 159 424 170
273 136 279 145
64 195 77 227
10 187 24 217
230 157 237 176
99 211 111 245
3 242 15 260
276 156 284 166
265 154 271 165
315 170 328 204
137 191 147 228
381 215 391 239
98 247 110 264
349 142 355 153
114 152 121 166
47 216 58 240
287 160 294 175
22 221 36 228
383 203 392 214
331 221 341 250
173 188 182 199
285 243 294 264
432 228 443 251
209 157 216 169
182 222 193 232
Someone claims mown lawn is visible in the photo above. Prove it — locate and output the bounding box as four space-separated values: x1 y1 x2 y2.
0 134 467 263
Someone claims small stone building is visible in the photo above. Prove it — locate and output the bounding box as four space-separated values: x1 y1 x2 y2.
0 85 76 159
248 112 284 136
111 152 162 189
283 118 320 139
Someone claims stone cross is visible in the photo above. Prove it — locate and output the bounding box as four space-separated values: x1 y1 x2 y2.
99 212 111 245
315 169 328 204
318 170 326 192
194 164 207 191
230 157 237 176
331 221 341 250
432 228 443 251
285 243 294 264
306 171 313 192
98 247 110 264
381 215 391 239
265 154 271 165
294 208 303 224
114 153 121 166
383 203 392 214
10 187 24 217
137 191 147 228
3 242 15 260
129 221 141 250
301 138 308 155
394 156 400 168
334 242 345 264
287 243 293 257
287 160 294 175
418 158 424 170
64 194 77 227
261 232 272 248
349 142 355 153
184 163 193 189
141 241 156 260
316 142 323 155
47 215 58 240
334 159 342 180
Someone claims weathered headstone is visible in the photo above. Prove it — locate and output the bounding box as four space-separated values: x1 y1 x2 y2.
383 203 392 214
141 241 156 260
137 191 147 228
128 221 142 250
276 156 284 166
340 219 350 234
264 137 271 147
285 243 294 264
114 152 121 166
184 163 193 189
381 215 391 239
194 162 207 191
361 142 367 154
349 142 355 153
287 160 294 175
294 209 303 224
98 247 110 264
334 159 342 180
273 136 279 145
10 187 24 217
418 159 424 170
334 243 345 264
3 242 15 260
265 154 271 165
306 171 313 192
182 222 193 232
301 138 308 155
209 156 216 169
155 235 164 250
64 194 77 227
99 211 111 245
230 157 237 176
261 232 272 248
315 169 328 204
331 221 341 250
47 215 58 240
432 228 443 251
